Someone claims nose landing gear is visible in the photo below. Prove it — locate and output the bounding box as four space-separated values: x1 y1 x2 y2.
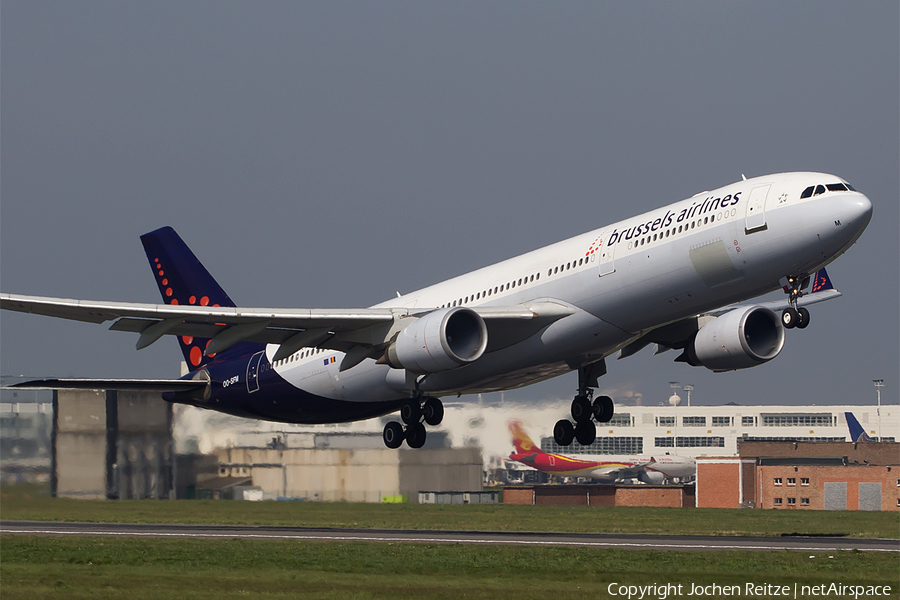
382 396 444 449
781 274 811 329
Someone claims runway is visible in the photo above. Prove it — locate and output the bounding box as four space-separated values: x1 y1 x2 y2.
2 521 897 552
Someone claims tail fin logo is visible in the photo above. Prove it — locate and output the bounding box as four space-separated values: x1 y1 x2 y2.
509 419 540 455
845 412 873 442
141 227 262 370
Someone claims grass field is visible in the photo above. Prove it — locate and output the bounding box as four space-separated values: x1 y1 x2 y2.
2 483 898 538
2 484 898 599
2 536 898 600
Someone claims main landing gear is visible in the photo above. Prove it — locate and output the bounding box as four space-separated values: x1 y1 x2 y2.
382 396 444 449
553 361 613 448
553 392 615 447
781 274 811 330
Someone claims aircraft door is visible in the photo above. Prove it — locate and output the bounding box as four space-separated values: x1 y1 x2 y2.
598 231 616 277
744 184 770 233
246 351 264 393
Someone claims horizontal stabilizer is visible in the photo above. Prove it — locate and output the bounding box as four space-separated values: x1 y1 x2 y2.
7 378 208 393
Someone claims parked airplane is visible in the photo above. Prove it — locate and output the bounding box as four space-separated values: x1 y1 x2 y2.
507 420 694 483
845 412 874 442
2 172 872 449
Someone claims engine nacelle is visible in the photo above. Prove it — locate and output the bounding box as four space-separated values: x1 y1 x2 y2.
638 470 666 485
689 306 785 372
384 307 488 374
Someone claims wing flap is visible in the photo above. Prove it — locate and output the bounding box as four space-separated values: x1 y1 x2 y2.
9 378 208 393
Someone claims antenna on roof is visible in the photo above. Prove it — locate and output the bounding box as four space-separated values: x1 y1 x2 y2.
741 174 747 181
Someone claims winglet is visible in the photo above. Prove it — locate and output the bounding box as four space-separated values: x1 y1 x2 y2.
811 268 834 293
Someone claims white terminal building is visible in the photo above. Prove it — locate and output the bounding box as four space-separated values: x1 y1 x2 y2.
2 388 897 479
170 395 897 463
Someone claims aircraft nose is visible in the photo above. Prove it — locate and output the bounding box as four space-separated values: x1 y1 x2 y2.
841 193 873 234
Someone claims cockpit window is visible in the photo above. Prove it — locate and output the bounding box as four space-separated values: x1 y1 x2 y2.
802 181 856 199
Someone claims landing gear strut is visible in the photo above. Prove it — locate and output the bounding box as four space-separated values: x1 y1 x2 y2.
382 395 444 449
553 360 612 448
781 274 811 330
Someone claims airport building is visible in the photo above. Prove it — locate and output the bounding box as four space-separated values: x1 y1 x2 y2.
0 388 52 484
2 386 896 508
696 441 899 511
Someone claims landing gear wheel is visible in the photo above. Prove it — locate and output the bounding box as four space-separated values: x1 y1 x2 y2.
553 419 575 447
383 421 405 449
571 395 592 423
796 307 810 329
782 307 799 329
422 397 444 426
593 395 614 422
400 401 422 425
575 419 597 446
405 422 427 449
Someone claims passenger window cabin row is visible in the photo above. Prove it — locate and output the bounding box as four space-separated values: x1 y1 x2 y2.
628 206 740 251
436 250 601 311
273 346 327 367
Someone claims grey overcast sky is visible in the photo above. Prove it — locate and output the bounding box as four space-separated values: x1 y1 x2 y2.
1 2 897 408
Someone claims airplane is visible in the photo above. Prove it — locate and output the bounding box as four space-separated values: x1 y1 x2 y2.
845 412 874 442
1 172 872 450
507 419 695 484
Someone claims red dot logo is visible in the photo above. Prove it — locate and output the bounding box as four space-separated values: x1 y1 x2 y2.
190 346 202 366
170 299 179 305
189 296 196 305
162 279 168 286
158 270 164 276
166 288 173 297
200 296 209 306
182 336 193 345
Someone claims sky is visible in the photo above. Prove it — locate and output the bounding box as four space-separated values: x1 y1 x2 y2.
2 2 898 410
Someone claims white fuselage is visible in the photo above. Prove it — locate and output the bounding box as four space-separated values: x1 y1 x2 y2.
267 172 871 405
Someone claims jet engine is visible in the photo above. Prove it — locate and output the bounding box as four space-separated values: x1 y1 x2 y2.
637 470 666 485
685 306 784 372
383 307 488 373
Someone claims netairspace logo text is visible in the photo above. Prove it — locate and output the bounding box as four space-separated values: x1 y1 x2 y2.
606 582 893 600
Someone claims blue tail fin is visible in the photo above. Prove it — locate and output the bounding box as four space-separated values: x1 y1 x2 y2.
845 412 872 442
140 226 262 370
811 268 834 293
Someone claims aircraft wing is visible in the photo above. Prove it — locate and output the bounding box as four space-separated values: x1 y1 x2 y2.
1 293 572 361
617 268 841 360
705 287 841 318
707 267 841 317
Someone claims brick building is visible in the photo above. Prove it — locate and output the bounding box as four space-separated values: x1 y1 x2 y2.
757 461 896 510
696 441 898 510
503 484 694 507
